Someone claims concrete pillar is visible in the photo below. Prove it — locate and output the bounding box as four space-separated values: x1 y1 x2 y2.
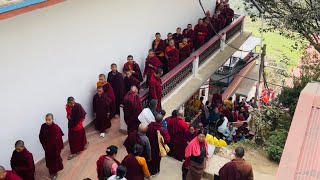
119 106 127 134
192 57 199 76
220 33 226 51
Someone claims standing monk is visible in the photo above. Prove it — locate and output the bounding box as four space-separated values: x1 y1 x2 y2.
165 33 173 46
183 24 195 49
97 74 116 118
39 113 64 179
152 33 166 74
194 19 208 50
66 97 88 160
165 39 179 72
108 64 125 116
146 114 170 176
0 166 22 180
93 86 112 138
124 70 141 94
221 3 234 26
123 55 143 82
179 38 191 62
166 110 189 161
149 68 163 111
173 27 183 47
123 86 143 133
10 140 35 180
143 50 162 87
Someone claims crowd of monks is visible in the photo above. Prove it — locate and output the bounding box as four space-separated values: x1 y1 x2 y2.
0 1 238 180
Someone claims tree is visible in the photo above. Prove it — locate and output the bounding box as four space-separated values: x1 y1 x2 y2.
243 0 320 53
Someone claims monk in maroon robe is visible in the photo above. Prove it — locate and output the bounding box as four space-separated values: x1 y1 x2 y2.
222 3 234 26
10 141 35 180
179 38 191 62
183 24 195 49
173 27 183 47
165 33 173 47
166 110 189 161
143 49 162 87
123 86 143 133
124 70 141 94
66 97 88 160
146 114 170 175
165 39 179 72
93 86 112 137
0 166 22 180
107 64 125 116
205 17 215 41
212 10 226 32
194 19 208 50
123 55 143 82
97 74 116 117
152 33 166 73
39 113 64 178
185 125 197 143
149 68 163 111
212 90 223 106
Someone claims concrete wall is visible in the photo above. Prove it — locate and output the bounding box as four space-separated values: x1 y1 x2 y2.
0 0 215 168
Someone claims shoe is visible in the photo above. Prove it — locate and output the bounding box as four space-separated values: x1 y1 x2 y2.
100 133 105 138
67 154 77 160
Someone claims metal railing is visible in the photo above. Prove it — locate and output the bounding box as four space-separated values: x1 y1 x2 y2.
140 15 245 105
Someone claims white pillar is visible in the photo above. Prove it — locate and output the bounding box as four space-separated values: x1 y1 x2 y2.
119 106 127 134
192 57 199 76
220 33 226 51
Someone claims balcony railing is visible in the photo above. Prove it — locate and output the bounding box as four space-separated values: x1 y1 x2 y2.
140 15 245 106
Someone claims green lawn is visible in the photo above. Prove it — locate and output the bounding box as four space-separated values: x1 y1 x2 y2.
244 18 304 68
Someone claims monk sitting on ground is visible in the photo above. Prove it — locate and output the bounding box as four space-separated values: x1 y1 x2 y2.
10 140 35 180
123 55 143 82
39 113 64 179
165 39 179 72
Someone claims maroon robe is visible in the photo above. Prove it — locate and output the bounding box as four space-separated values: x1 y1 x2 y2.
179 43 191 62
124 75 141 94
10 148 35 180
166 117 189 161
4 171 22 180
102 83 116 117
173 33 183 46
107 71 125 115
212 93 223 105
93 93 112 132
152 39 166 57
143 56 162 87
123 131 149 161
123 91 143 133
121 154 145 180
146 122 170 175
185 131 197 143
222 7 234 26
66 103 87 154
194 24 208 49
149 74 162 111
222 108 232 122
123 62 143 82
166 46 179 71
219 161 241 180
182 29 195 48
39 123 64 175
96 155 121 179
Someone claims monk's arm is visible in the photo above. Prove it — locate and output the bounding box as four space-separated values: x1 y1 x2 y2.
12 154 34 172
162 129 171 143
141 136 151 160
136 157 151 177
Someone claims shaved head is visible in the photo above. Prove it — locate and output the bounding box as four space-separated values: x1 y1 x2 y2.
178 109 184 117
130 86 138 93
138 123 148 133
155 114 163 123
15 140 24 147
0 166 5 173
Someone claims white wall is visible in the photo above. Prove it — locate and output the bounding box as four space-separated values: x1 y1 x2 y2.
0 0 215 168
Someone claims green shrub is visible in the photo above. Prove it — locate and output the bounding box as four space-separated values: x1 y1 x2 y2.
265 129 288 162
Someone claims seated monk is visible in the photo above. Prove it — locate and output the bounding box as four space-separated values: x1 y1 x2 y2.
165 39 179 72
107 63 125 116
173 27 183 47
182 24 195 49
124 70 141 94
123 86 143 133
123 55 143 82
167 110 189 161
10 140 35 180
143 49 162 87
39 113 64 179
194 18 208 50
152 33 166 73
66 97 88 160
179 38 191 62
123 123 152 162
0 166 22 180
93 86 112 138
222 2 234 26
121 144 151 180
97 74 116 117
